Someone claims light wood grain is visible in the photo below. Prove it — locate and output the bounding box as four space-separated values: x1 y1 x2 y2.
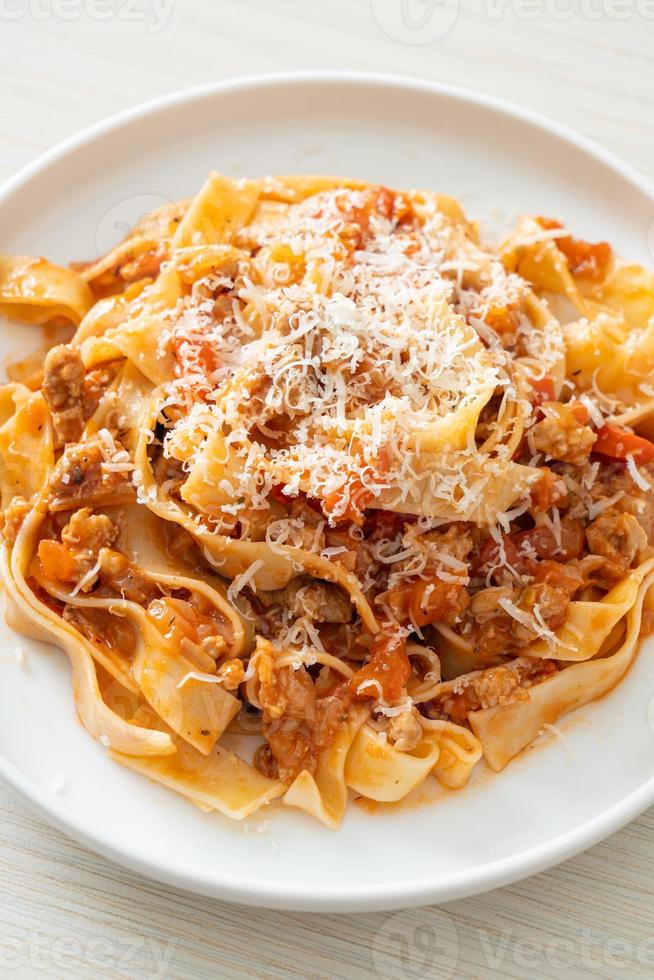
1 3 654 977
2 779 654 979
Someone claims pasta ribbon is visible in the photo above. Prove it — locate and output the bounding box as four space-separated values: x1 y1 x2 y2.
470 559 654 771
0 255 94 325
110 707 284 819
344 723 440 803
0 387 53 505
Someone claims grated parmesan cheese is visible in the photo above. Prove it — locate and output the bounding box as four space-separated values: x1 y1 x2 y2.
587 492 625 520
69 557 102 597
626 454 651 492
226 560 265 602
356 678 384 699
51 773 71 795
498 597 557 645
177 671 225 689
541 723 576 762
160 186 532 531
579 394 604 428
374 698 414 717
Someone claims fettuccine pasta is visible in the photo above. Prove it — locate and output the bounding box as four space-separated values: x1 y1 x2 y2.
2 173 654 827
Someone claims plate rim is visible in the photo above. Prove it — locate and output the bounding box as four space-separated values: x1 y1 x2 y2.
2 69 654 912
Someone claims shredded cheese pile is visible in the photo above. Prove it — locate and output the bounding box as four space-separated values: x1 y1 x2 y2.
159 187 542 531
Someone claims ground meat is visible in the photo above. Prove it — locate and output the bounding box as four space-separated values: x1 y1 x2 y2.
571 554 628 592
473 618 517 667
437 658 557 722
38 509 120 591
615 466 654 541
322 528 359 573
253 743 278 779
398 524 473 576
437 666 528 721
257 576 352 624
586 510 648 570
146 596 231 673
386 707 423 752
48 436 135 512
42 345 86 446
97 551 160 605
512 582 570 644
473 665 531 709
200 635 227 659
259 667 317 781
467 576 574 663
261 495 327 551
287 498 326 551
81 363 120 420
215 658 245 690
257 657 352 782
469 586 513 622
563 461 654 540
530 401 597 465
38 507 118 592
62 507 117 555
437 683 482 722
0 495 31 544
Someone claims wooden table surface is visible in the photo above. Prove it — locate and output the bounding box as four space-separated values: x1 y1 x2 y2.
2 2 654 977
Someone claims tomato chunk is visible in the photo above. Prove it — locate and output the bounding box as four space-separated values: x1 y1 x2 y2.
37 539 77 582
513 519 585 564
350 631 411 702
485 304 518 336
385 579 469 628
528 376 556 406
530 468 568 513
323 449 391 525
593 424 654 463
532 560 584 596
323 478 373 525
473 535 535 576
537 217 612 280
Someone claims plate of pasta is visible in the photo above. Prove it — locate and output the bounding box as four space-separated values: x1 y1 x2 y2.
1 73 654 911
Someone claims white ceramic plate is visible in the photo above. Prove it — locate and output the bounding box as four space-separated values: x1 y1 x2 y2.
2 73 654 913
